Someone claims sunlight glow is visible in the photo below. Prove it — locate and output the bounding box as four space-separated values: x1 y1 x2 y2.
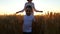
0 0 60 15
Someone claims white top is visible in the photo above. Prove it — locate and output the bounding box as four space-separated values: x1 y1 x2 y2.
21 2 37 12
23 14 35 32
25 2 34 9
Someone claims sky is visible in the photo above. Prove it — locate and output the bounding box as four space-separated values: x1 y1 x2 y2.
0 0 60 15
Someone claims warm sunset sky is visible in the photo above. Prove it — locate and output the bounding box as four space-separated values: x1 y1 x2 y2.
0 0 60 15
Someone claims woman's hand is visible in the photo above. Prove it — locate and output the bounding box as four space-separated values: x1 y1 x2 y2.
16 11 23 14
36 11 43 12
16 12 19 14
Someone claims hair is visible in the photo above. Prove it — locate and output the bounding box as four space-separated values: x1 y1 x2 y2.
25 5 33 12
27 0 32 1
26 5 32 10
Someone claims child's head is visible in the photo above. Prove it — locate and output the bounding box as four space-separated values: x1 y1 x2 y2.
26 9 32 16
25 5 33 16
27 0 32 2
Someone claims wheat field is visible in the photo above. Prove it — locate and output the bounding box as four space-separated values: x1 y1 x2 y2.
0 13 60 34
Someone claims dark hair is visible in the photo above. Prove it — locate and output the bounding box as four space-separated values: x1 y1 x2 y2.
26 5 32 9
25 5 33 12
27 0 32 1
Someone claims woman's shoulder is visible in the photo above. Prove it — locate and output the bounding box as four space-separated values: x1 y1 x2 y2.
31 2 34 5
25 2 28 4
25 2 34 4
31 2 34 4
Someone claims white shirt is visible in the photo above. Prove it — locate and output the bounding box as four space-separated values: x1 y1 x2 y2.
23 14 35 32
21 2 37 12
25 2 34 9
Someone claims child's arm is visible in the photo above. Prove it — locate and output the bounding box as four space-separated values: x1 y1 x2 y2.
32 18 37 31
22 19 24 25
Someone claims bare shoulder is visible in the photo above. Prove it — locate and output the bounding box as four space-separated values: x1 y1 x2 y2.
25 2 28 4
32 2 34 4
25 2 28 5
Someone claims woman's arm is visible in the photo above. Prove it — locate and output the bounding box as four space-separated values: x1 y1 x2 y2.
33 3 43 12
33 3 37 12
16 3 26 14
16 8 25 14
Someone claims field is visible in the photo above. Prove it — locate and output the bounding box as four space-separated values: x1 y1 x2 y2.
0 12 60 34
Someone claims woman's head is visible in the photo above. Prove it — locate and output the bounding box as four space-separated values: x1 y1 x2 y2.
27 0 32 2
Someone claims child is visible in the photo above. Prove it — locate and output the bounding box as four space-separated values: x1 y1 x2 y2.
22 6 35 34
16 0 43 14
16 0 43 34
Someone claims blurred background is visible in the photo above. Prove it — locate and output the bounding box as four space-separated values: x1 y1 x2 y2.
0 0 60 34
0 0 60 15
